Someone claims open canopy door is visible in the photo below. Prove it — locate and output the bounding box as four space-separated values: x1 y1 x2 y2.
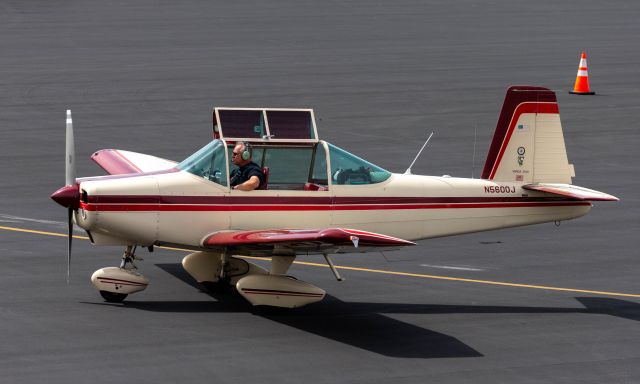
213 108 318 143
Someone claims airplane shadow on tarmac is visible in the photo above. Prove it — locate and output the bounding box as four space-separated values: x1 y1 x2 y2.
85 263 640 359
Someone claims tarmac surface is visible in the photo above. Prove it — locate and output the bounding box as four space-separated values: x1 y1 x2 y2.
1 1 639 383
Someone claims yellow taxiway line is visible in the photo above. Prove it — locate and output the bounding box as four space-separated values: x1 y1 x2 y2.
2 224 639 298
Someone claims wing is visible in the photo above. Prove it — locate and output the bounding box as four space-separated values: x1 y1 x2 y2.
201 228 415 256
523 183 619 201
91 149 177 175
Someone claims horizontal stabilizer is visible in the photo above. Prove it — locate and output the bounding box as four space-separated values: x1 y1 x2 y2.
91 149 177 175
523 183 618 201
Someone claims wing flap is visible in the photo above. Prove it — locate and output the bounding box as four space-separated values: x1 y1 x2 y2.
202 228 415 255
523 183 619 201
91 149 177 175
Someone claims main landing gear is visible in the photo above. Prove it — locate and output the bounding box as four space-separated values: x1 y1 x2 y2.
91 245 149 303
182 251 329 309
182 248 269 294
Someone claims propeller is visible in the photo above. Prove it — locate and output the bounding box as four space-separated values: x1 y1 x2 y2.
65 109 76 283
51 110 79 283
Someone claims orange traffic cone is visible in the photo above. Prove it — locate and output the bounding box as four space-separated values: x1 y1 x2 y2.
569 52 595 95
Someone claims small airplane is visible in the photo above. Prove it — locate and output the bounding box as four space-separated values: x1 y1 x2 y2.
51 86 618 308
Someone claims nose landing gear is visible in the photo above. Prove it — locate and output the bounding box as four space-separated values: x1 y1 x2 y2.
91 245 149 303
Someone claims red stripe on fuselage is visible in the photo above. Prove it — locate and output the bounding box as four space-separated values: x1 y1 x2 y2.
86 195 572 205
79 200 590 212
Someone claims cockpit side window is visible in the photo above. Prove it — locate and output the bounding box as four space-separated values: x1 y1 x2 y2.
328 143 391 185
263 147 312 185
177 140 228 186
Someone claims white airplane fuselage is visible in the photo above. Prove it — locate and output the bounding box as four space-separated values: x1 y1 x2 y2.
74 170 591 250
51 86 617 307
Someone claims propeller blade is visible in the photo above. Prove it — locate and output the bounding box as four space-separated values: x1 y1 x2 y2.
67 208 73 284
65 109 76 284
65 109 76 186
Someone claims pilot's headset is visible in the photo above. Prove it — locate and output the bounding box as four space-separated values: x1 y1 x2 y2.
241 141 253 161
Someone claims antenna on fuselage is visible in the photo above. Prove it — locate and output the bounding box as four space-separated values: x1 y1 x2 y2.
404 131 434 175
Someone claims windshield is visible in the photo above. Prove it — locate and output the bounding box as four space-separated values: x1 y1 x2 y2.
177 140 228 186
328 143 391 185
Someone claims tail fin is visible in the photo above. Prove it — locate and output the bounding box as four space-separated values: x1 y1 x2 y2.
481 86 575 184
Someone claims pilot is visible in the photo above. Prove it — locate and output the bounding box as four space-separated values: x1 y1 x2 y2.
230 141 265 191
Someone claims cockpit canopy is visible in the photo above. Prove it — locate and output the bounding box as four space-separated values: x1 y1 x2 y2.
177 140 391 190
178 107 390 189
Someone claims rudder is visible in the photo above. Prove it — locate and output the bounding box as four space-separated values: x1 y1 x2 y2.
481 86 575 184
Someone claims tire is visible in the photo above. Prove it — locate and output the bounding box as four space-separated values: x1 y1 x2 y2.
99 290 128 303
